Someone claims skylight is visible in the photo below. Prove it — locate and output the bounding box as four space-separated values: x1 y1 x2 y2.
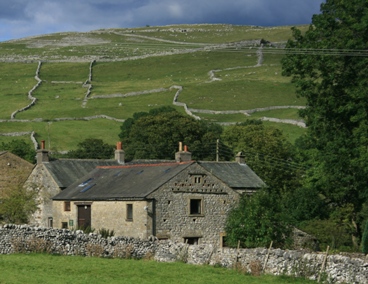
80 183 96 193
78 178 93 187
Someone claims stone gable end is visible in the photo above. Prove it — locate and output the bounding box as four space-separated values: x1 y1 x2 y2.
148 163 240 245
26 164 62 227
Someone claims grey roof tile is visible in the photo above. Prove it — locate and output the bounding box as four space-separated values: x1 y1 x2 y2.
198 161 266 189
53 161 193 201
44 159 120 188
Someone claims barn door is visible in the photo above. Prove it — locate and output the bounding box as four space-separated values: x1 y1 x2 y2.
77 205 91 229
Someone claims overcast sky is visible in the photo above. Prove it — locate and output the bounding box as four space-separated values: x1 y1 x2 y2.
0 0 324 42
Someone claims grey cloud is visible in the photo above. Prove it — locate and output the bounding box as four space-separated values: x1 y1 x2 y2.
0 0 324 41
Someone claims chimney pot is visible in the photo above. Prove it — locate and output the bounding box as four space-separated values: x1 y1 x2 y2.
115 142 125 164
37 140 49 164
175 142 191 162
235 152 245 164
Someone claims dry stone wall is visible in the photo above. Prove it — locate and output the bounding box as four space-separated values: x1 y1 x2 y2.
0 224 367 283
11 61 42 119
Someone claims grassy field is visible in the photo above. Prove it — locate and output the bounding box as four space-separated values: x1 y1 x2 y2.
0 254 314 284
0 24 307 152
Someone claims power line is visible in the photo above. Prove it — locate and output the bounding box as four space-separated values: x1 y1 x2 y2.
90 40 368 57
210 47 368 57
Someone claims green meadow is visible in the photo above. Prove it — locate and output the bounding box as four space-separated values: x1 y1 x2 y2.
0 24 307 151
0 254 315 284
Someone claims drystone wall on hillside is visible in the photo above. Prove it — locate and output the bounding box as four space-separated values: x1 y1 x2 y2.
0 224 367 283
10 61 42 119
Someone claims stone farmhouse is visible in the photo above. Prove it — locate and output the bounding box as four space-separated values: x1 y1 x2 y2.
52 144 265 246
26 141 124 228
0 151 34 199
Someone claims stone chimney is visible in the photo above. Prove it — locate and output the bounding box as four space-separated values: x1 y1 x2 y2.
115 142 125 164
175 142 192 162
37 140 49 164
235 151 245 164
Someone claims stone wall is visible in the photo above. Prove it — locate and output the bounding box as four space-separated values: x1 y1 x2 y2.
11 61 42 119
0 224 367 283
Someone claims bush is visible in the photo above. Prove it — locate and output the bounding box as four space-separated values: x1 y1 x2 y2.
299 219 353 251
98 228 114 238
225 189 293 248
0 185 38 224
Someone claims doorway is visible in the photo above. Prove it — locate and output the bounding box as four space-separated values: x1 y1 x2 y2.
77 205 91 229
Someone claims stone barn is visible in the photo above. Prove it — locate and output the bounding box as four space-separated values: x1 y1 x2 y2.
52 145 265 246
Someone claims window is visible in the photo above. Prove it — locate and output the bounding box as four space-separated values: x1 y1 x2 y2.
189 199 202 215
191 175 204 184
126 204 133 221
184 237 199 245
48 217 53 228
64 201 71 211
220 232 228 248
61 222 68 229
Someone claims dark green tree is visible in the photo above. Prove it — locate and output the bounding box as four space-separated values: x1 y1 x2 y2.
225 189 293 248
282 0 368 245
221 123 302 193
0 139 36 163
66 138 114 159
119 107 227 161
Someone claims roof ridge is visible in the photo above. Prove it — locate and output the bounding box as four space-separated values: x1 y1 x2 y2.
97 161 194 169
56 158 116 161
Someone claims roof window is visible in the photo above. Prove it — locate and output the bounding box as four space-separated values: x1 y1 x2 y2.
78 178 93 187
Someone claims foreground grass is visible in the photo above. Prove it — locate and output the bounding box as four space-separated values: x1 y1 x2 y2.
0 254 314 284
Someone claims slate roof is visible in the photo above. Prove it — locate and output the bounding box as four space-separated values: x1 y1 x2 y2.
44 159 120 188
53 161 194 201
199 161 266 189
53 160 265 201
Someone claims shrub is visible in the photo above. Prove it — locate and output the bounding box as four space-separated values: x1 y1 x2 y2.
12 236 53 254
249 260 262 276
112 243 134 259
98 228 114 238
299 219 352 251
86 243 105 257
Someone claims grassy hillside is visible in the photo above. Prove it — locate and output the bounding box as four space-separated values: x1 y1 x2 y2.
0 24 307 153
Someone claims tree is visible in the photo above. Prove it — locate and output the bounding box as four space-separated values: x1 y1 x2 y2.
0 185 38 224
221 123 302 193
225 189 292 248
0 139 36 163
66 138 114 159
282 0 368 245
119 107 227 161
